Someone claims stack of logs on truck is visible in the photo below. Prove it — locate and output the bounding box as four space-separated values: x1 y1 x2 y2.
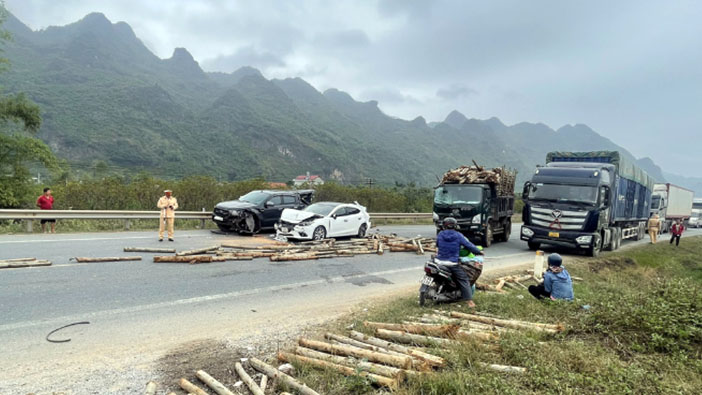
433 163 516 247
520 151 655 257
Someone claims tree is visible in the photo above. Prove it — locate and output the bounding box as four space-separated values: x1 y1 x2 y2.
0 3 59 207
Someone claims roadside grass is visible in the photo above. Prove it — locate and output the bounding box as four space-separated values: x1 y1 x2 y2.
0 219 217 234
285 236 702 394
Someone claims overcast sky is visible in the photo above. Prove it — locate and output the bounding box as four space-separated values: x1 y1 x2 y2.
5 0 702 177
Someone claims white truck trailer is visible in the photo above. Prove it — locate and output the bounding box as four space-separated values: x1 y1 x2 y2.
650 183 694 233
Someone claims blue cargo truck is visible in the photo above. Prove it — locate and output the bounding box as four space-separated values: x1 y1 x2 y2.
520 151 654 257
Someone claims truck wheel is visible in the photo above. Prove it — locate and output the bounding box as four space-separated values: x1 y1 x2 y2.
636 223 645 240
587 237 601 257
615 228 622 250
604 229 615 251
528 241 540 251
482 224 493 248
500 219 512 242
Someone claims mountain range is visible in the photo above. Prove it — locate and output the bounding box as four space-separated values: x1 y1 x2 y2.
2 11 701 194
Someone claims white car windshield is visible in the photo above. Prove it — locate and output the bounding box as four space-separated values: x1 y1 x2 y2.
304 203 338 216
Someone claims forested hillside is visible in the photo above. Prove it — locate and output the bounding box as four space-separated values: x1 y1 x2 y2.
4 10 696 191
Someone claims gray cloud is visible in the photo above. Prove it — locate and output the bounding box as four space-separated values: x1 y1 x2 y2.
4 0 702 177
436 84 478 100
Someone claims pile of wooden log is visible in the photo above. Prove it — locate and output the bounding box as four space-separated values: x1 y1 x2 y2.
149 234 438 264
441 163 516 195
475 274 535 293
0 257 52 269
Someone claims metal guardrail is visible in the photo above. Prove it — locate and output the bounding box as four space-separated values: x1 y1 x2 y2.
0 209 433 232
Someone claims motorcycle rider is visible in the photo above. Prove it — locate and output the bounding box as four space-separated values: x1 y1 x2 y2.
436 217 484 308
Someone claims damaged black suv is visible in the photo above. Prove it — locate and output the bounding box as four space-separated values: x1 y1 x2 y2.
212 189 314 234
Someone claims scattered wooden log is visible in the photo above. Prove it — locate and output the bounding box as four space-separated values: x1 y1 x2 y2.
456 329 499 342
178 378 208 395
324 333 407 358
298 338 413 369
153 255 226 263
0 257 36 262
259 375 268 392
449 311 563 333
144 381 157 395
249 357 320 395
234 362 264 395
278 352 397 389
71 256 141 263
374 328 456 347
294 346 408 379
479 362 527 373
347 330 445 368
495 279 506 292
195 370 235 395
176 245 220 256
364 321 460 338
270 253 319 262
124 247 175 253
0 259 52 269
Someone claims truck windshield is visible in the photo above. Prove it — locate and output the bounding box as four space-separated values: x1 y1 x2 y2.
528 183 598 205
651 195 661 209
434 186 483 205
239 191 270 205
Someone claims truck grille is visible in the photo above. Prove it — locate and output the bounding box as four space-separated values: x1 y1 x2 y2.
530 207 587 230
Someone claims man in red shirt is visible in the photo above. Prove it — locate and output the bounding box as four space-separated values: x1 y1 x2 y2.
670 219 684 246
36 187 56 233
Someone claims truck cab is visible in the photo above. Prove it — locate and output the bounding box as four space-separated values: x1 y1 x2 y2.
433 183 513 246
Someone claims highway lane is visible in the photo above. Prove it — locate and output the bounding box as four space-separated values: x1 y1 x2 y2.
1 224 697 393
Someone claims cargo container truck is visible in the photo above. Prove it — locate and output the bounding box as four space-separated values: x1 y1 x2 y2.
649 183 693 233
520 151 654 257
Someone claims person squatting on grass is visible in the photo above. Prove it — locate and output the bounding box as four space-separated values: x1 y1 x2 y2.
670 219 684 246
528 253 574 301
435 217 484 309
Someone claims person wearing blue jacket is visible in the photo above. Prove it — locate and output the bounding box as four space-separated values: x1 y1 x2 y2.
436 217 484 308
528 253 574 301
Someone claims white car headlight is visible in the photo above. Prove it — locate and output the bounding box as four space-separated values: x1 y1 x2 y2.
432 212 439 222
521 227 534 237
472 214 481 224
576 235 592 244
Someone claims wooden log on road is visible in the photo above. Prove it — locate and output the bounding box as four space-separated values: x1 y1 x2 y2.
124 247 176 253
348 330 445 368
176 245 220 256
153 255 226 263
294 346 409 379
259 375 268 392
234 362 264 395
195 370 235 395
375 328 456 347
1 259 52 269
144 381 157 395
71 256 141 263
298 338 412 369
364 321 459 338
449 311 563 333
0 257 36 262
278 352 397 389
270 253 319 262
178 378 208 395
249 357 320 395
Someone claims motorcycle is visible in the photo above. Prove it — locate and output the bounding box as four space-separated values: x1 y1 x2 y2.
419 247 484 306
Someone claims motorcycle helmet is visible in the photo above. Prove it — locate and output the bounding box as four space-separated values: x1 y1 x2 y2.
442 217 458 230
547 253 562 267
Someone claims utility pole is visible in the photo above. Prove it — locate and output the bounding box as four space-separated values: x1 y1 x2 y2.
365 178 375 188
366 178 375 211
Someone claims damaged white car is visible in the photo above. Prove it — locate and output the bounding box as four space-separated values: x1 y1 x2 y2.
275 202 371 240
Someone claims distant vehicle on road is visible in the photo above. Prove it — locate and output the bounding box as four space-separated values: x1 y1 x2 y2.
212 189 314 234
649 183 693 233
275 202 371 240
690 209 702 228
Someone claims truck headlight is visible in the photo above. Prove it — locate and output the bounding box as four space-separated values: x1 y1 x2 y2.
521 227 534 237
432 212 439 222
576 235 592 244
472 214 481 224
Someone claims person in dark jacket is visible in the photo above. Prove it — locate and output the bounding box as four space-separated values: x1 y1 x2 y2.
528 253 574 301
436 217 483 308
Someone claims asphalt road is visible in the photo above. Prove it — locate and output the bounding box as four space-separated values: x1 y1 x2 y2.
1 223 697 393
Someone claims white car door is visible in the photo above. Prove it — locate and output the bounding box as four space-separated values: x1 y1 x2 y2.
344 206 365 236
327 206 347 237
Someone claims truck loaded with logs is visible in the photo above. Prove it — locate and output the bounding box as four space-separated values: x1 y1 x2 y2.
432 163 516 247
520 151 654 257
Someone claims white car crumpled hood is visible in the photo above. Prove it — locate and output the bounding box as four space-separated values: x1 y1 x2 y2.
279 209 319 224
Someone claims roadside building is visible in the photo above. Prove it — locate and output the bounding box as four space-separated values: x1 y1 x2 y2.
293 172 324 187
